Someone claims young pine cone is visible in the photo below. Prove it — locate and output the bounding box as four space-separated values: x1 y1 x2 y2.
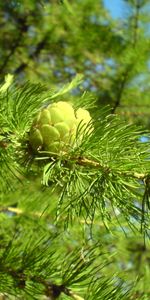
29 101 92 154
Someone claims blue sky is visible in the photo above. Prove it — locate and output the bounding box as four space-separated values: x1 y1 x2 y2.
104 0 125 18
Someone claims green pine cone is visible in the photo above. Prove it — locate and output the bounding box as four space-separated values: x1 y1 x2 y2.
38 109 51 126
29 101 92 154
48 107 65 124
54 122 70 139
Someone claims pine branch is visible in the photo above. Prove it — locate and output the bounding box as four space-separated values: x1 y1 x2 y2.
37 146 149 231
0 76 149 232
1 232 117 300
0 265 84 299
77 156 147 180
37 152 149 181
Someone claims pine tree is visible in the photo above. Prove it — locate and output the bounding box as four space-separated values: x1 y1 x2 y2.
0 1 150 299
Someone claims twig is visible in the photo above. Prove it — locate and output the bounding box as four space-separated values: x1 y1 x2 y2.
14 35 48 74
0 295 6 300
111 0 142 114
116 171 147 180
132 0 141 47
77 156 147 180
37 151 149 181
111 65 132 114
0 39 20 73
64 288 84 300
0 206 41 217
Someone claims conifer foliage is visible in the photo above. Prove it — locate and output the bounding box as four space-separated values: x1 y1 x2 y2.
0 73 150 299
0 1 150 299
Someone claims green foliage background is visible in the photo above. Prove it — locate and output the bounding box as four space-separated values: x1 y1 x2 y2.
0 0 150 299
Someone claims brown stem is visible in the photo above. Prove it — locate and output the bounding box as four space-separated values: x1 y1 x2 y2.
76 156 147 180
